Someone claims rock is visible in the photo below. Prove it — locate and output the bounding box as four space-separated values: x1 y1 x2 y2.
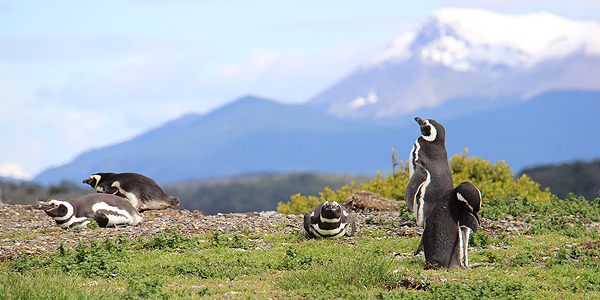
343 190 405 212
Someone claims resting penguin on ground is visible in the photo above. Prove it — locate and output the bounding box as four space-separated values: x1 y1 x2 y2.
406 117 454 227
41 193 142 229
83 172 179 211
422 182 481 270
304 201 356 238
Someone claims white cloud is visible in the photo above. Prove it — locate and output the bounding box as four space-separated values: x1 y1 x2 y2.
0 162 29 180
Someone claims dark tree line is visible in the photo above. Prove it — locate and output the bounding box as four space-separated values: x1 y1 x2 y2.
0 179 89 205
163 172 369 215
520 159 600 201
1 172 369 216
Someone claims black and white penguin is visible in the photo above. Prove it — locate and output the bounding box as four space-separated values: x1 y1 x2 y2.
83 172 179 211
422 181 482 270
406 117 454 227
304 201 356 238
41 193 143 229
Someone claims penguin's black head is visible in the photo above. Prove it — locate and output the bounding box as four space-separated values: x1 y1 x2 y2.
455 181 482 224
83 174 102 188
42 200 69 218
320 201 342 219
415 117 445 143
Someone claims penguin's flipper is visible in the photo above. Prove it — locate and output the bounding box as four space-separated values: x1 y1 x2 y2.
405 165 428 212
91 214 110 227
303 213 315 238
102 185 119 195
345 214 356 237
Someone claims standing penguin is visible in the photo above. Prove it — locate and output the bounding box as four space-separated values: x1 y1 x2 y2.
422 182 481 270
304 201 356 238
83 172 179 211
406 117 453 227
41 193 143 229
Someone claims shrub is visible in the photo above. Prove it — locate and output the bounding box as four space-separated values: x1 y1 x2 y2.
122 278 170 300
278 149 551 215
279 250 404 297
450 150 550 202
136 231 199 250
50 239 126 278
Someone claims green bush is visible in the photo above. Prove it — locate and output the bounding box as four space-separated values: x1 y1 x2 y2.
278 149 551 215
122 278 169 300
136 231 200 250
450 150 550 202
50 239 126 278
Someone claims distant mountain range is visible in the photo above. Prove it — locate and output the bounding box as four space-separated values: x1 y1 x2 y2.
34 90 600 185
33 8 600 186
34 96 406 184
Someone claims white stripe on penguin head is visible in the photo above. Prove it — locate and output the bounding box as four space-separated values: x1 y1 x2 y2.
422 120 437 142
48 199 74 221
456 192 474 212
91 175 102 190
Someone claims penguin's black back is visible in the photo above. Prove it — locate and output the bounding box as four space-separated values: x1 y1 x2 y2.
85 172 179 211
422 182 482 270
422 189 462 269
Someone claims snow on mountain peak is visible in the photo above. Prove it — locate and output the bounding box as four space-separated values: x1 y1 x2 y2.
365 8 600 71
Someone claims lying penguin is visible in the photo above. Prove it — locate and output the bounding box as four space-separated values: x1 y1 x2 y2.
303 201 356 238
41 193 142 229
83 172 179 211
422 181 482 270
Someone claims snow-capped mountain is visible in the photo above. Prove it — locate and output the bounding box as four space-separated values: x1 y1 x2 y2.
308 8 600 121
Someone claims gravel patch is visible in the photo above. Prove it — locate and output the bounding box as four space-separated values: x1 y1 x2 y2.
3 203 589 261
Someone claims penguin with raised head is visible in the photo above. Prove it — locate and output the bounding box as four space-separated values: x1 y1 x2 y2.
406 117 453 227
83 172 179 211
422 181 481 270
41 193 143 229
304 201 356 238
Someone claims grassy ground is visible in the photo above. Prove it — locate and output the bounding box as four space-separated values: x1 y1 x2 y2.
2 215 600 300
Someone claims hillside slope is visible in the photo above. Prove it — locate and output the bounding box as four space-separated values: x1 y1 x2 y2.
34 96 404 185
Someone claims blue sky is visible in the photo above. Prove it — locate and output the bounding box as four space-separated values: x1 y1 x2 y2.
2 0 600 180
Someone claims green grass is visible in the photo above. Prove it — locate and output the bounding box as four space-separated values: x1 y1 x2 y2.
3 194 600 299
3 228 600 299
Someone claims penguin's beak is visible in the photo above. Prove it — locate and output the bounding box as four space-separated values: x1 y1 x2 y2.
415 117 426 125
83 178 92 184
38 202 56 211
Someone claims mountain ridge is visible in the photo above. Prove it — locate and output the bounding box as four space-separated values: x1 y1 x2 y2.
34 95 404 185
308 8 600 121
33 90 600 186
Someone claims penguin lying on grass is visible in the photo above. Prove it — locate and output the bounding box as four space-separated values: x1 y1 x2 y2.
41 193 142 229
304 201 356 238
422 182 482 270
83 172 179 211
